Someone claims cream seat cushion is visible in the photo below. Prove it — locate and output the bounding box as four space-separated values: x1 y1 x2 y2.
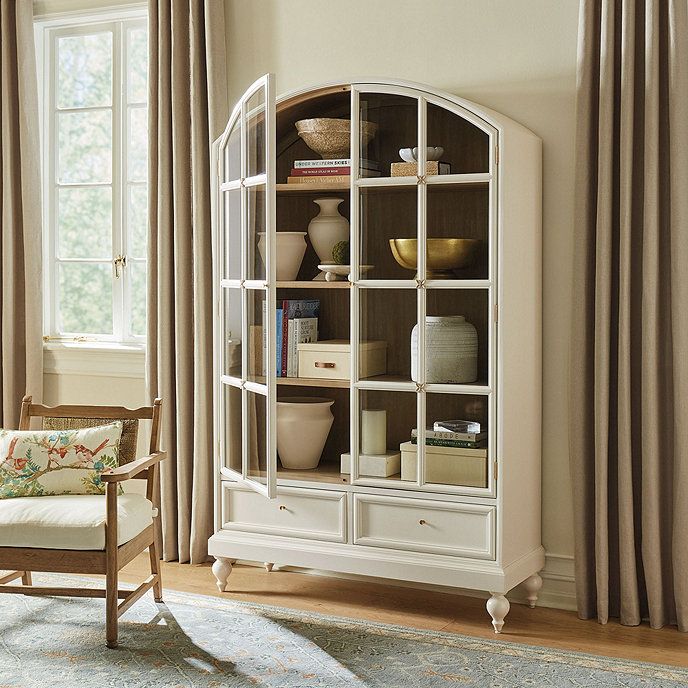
0 494 153 550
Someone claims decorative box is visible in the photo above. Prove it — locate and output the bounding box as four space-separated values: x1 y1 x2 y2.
399 441 488 488
390 161 451 177
298 339 387 380
340 451 401 477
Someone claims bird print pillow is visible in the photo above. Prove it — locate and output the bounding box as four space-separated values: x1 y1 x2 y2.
0 422 123 499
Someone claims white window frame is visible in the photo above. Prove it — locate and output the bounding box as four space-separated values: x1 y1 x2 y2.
36 6 148 346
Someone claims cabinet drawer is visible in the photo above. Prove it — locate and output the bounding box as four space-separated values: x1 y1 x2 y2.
221 484 347 543
353 493 495 559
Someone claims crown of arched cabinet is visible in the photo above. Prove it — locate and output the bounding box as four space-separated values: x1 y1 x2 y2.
210 76 543 632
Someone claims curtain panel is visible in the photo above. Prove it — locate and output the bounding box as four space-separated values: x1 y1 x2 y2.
571 0 688 630
0 0 43 427
147 0 227 563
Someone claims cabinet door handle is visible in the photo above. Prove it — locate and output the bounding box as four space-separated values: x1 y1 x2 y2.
314 361 335 369
279 505 287 511
419 519 427 525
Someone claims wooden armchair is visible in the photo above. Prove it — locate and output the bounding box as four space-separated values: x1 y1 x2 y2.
0 396 166 648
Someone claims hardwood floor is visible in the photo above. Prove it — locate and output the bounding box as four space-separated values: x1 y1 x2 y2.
118 555 688 669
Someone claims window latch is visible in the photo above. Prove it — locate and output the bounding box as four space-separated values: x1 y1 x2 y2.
114 254 127 278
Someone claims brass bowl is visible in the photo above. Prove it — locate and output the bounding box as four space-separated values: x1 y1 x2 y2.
295 118 378 159
389 238 481 279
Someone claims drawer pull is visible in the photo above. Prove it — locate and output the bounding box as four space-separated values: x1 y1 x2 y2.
279 505 287 511
419 519 427 525
314 361 335 369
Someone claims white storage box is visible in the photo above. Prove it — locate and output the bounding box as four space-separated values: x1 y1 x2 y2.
340 451 401 478
298 339 387 380
400 442 488 488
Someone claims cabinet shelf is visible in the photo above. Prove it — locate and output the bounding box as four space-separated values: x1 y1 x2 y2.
276 175 491 195
276 280 350 289
277 182 349 193
276 376 350 389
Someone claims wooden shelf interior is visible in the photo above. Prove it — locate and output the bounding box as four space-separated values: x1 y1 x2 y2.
276 385 350 477
219 86 495 486
237 273 490 387
276 90 351 185
359 185 489 281
222 383 489 486
359 288 490 383
276 194 350 282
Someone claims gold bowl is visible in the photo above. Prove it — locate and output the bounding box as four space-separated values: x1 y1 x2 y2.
389 238 481 279
295 118 378 159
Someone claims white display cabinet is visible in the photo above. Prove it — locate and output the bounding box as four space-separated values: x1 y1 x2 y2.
209 75 543 632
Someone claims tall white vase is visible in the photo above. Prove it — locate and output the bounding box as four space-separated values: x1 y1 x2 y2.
308 197 349 280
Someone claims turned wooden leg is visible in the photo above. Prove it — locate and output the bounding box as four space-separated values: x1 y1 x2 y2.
212 557 233 592
487 593 510 633
264 562 274 572
522 572 543 608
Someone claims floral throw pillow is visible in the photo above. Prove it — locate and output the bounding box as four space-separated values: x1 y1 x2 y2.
0 422 123 499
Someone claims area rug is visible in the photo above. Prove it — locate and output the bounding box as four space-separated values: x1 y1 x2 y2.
0 579 686 687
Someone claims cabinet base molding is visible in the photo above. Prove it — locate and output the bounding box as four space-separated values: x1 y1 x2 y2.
209 531 544 630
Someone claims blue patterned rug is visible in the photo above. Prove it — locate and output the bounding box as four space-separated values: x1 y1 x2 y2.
0 578 686 687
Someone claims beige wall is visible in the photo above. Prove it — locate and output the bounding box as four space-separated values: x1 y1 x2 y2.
224 0 579 562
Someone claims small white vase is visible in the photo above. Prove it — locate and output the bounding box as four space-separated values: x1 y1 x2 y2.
411 316 478 384
277 397 334 469
308 198 349 280
257 232 307 280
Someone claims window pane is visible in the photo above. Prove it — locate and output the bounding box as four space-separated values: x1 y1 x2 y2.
128 106 147 181
129 261 147 336
58 187 111 259
57 33 112 109
127 27 148 103
58 110 112 183
58 263 113 334
128 184 147 259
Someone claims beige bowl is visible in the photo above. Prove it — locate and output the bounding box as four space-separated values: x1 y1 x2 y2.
389 238 481 279
295 118 378 159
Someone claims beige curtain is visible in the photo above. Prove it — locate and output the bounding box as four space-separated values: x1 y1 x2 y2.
147 0 227 563
571 0 688 630
0 1 43 428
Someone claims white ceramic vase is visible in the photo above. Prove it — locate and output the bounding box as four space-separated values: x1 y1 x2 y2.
257 232 307 280
307 198 349 280
411 316 478 384
276 397 334 469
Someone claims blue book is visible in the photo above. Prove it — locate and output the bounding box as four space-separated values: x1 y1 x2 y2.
275 308 283 377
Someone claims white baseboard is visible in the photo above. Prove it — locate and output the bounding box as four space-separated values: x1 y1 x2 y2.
237 552 577 612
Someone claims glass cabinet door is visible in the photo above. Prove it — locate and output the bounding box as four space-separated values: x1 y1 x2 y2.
349 84 496 496
216 74 277 499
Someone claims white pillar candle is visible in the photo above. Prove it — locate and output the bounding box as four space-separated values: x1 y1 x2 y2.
361 409 386 455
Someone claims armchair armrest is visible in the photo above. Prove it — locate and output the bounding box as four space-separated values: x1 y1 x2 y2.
101 451 167 483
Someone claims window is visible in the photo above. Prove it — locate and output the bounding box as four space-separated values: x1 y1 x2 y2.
40 12 148 343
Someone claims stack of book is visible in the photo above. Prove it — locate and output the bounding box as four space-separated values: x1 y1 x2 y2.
262 299 320 377
410 419 486 449
287 158 381 185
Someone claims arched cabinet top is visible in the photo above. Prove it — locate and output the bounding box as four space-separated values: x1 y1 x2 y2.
217 76 539 152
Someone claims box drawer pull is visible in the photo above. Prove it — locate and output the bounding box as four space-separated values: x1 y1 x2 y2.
419 519 427 525
314 361 335 369
279 505 287 511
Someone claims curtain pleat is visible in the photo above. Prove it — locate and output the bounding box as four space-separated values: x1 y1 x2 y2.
147 0 227 563
0 0 43 427
571 0 688 630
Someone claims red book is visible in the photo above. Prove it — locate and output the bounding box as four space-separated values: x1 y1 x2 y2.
290 166 351 176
